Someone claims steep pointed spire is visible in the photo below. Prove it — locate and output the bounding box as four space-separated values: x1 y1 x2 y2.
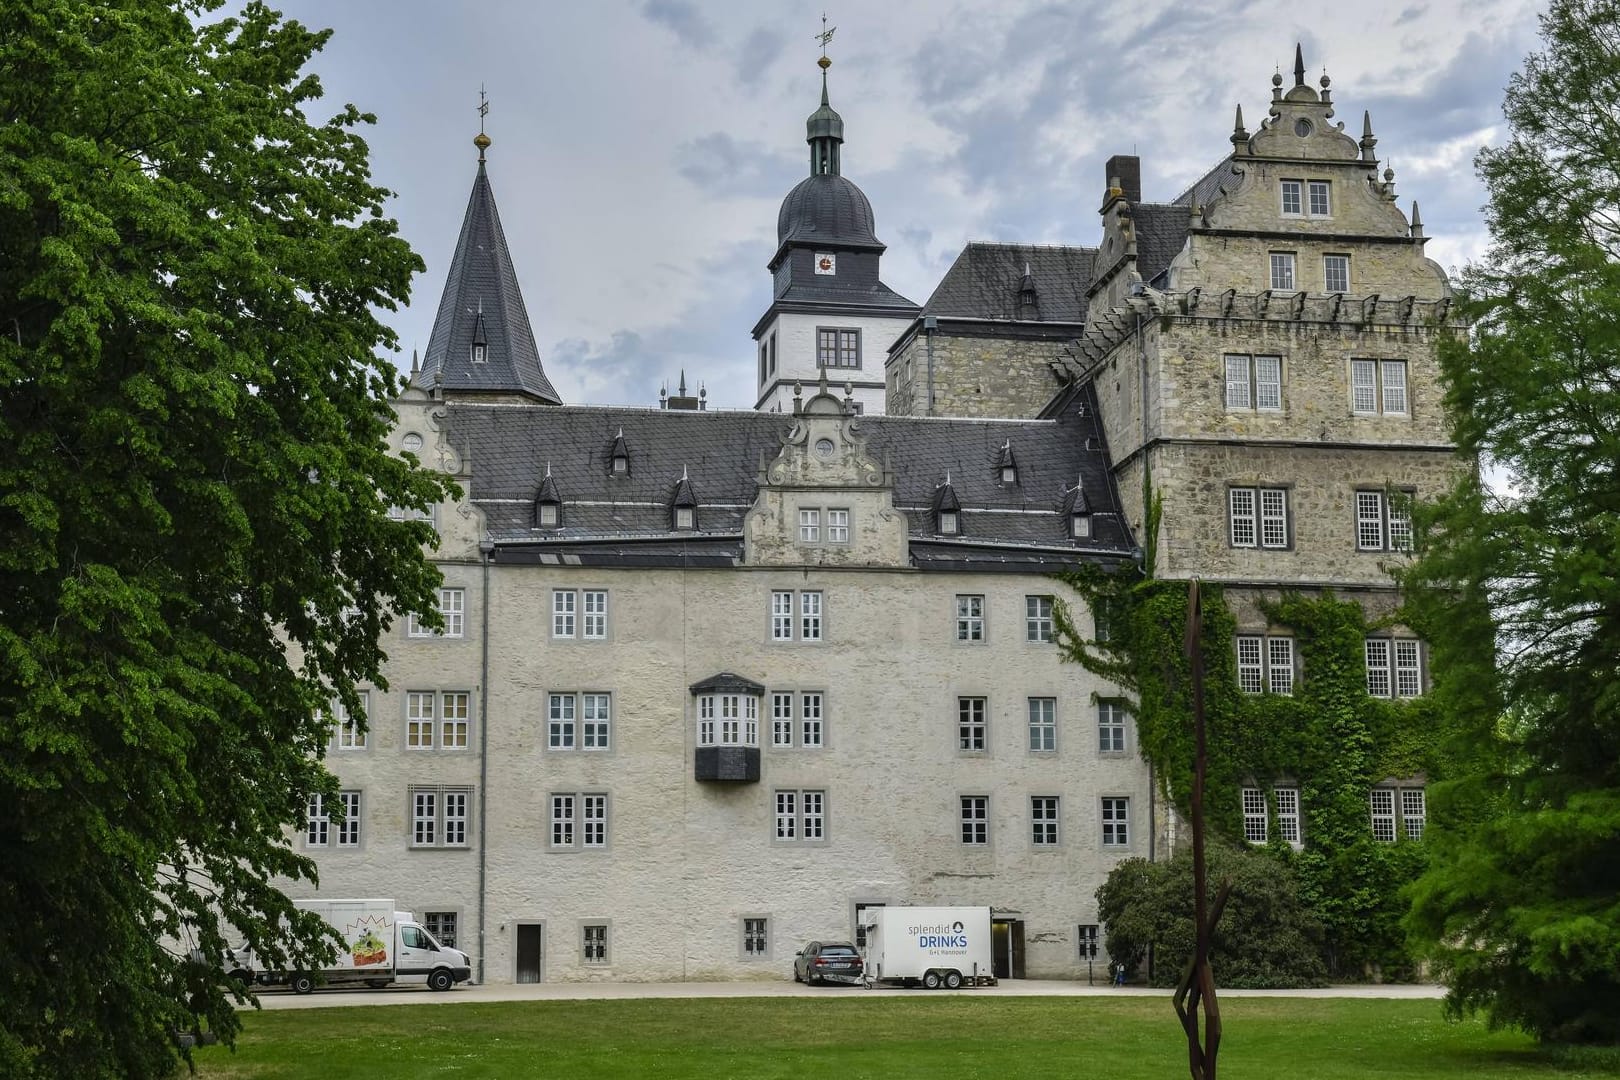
1410 200 1425 239
414 109 561 405
1231 103 1249 149
1294 43 1306 87
1360 109 1378 161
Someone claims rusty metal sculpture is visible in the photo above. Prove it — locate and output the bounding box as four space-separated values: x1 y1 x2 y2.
1173 579 1230 1080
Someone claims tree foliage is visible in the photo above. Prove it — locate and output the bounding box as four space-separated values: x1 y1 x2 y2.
1096 847 1328 989
1398 0 1620 1046
0 2 453 1075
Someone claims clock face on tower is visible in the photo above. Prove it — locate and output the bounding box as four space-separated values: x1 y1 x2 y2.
814 253 836 275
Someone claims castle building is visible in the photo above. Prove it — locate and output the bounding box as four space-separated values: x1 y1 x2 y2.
300 47 1455 985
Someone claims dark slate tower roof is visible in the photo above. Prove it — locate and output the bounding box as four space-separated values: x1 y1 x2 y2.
777 174 881 250
414 136 560 404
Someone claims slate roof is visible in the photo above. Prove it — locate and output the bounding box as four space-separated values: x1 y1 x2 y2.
777 174 882 250
1173 154 1243 213
920 244 1096 323
1132 204 1191 286
772 277 917 311
414 162 561 404
444 391 1132 569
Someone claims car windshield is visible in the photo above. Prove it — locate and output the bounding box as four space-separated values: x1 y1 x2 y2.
821 946 857 956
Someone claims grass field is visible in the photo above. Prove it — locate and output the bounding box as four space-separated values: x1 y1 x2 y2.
189 996 1620 1079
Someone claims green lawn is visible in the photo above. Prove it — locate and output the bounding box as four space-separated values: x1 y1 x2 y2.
191 996 1620 1079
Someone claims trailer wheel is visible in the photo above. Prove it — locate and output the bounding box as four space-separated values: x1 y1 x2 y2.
290 973 315 996
944 970 963 990
428 969 454 992
922 970 942 990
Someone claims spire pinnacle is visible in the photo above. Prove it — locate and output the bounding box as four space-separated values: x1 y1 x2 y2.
805 18 845 176
1293 43 1306 87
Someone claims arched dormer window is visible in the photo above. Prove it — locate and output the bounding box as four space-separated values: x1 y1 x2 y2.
672 470 698 531
609 429 630 478
534 467 562 530
934 477 962 537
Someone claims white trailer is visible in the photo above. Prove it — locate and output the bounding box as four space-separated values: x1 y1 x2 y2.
861 906 996 989
257 899 472 994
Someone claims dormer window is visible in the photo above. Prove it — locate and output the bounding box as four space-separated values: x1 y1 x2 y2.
997 441 1019 486
934 477 962 537
1001 465 1017 484
611 453 628 476
1065 478 1091 541
471 343 487 364
674 506 695 530
671 470 698 531
538 502 560 528
534 467 562 529
609 429 630 478
939 510 959 536
471 305 488 364
1070 511 1091 539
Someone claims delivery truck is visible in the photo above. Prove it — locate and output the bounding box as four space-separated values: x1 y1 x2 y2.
256 899 472 994
861 906 996 989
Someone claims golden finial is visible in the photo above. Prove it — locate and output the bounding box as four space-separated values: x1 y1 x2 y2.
474 85 491 160
816 13 835 69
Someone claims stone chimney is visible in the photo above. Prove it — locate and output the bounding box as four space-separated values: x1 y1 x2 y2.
1105 154 1142 204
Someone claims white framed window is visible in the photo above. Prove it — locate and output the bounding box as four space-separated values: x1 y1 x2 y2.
771 692 794 747
552 589 575 637
409 785 471 848
1269 252 1296 291
1351 359 1409 415
1031 796 1060 846
742 917 770 959
1309 180 1331 216
306 793 330 847
1026 595 1054 642
550 792 608 849
1236 635 1294 695
955 594 985 642
799 508 821 542
582 923 609 964
801 692 824 748
336 790 361 847
548 692 612 751
1324 254 1350 293
1224 354 1283 411
697 693 759 747
827 509 850 543
958 697 987 751
1280 179 1302 215
405 690 471 750
774 789 826 841
1365 638 1424 698
1098 700 1127 754
771 590 823 642
1077 924 1100 960
440 691 470 749
1101 796 1130 847
1276 787 1301 845
334 691 368 750
1028 697 1056 752
960 796 989 845
388 503 435 525
1370 788 1396 842
674 505 695 530
1356 489 1414 552
1242 787 1268 843
1401 788 1426 840
816 327 861 368
1229 486 1289 549
408 587 465 638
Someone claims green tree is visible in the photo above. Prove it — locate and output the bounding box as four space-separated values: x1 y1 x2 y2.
0 2 453 1075
1096 847 1328 989
1399 0 1620 1045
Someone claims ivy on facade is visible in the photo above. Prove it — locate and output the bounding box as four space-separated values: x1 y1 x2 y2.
1053 495 1442 976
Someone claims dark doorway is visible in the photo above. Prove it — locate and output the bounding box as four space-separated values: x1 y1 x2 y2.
516 924 543 984
991 918 1026 979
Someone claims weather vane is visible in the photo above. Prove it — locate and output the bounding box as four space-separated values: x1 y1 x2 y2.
817 13 835 57
478 84 489 133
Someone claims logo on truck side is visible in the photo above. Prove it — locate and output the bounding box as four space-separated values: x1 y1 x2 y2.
908 920 969 949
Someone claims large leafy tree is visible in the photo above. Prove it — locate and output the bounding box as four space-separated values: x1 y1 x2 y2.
0 2 452 1075
1400 0 1620 1045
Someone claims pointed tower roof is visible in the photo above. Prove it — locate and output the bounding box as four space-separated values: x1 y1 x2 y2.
415 129 560 404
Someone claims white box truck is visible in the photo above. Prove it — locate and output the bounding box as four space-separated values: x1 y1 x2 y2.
861 906 996 989
256 899 472 994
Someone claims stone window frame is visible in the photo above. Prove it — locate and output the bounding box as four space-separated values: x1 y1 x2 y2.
959 794 990 846
1324 253 1351 294
1355 489 1415 553
1100 795 1131 848
1227 485 1292 550
773 788 828 843
333 690 369 751
1025 595 1055 643
1235 634 1295 695
405 689 474 752
1279 178 1332 218
408 586 464 638
1268 251 1297 291
1030 795 1061 847
1350 358 1410 415
740 915 772 961
408 784 473 849
1223 353 1283 412
770 589 825 643
957 695 988 752
581 921 610 965
1027 696 1057 753
955 594 986 643
549 791 610 850
1365 637 1424 698
1370 786 1425 843
1098 699 1128 755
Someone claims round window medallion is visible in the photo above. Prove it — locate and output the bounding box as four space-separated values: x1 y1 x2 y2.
402 432 423 452
1294 118 1313 137
814 437 836 458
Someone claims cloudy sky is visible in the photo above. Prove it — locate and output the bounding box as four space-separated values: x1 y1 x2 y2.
268 0 1546 408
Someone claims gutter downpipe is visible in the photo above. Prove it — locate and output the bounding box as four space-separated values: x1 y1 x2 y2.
476 536 494 984
924 315 938 415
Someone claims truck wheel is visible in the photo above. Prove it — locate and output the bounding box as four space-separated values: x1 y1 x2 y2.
366 979 390 989
922 970 941 990
428 969 454 992
944 970 963 990
290 973 315 996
